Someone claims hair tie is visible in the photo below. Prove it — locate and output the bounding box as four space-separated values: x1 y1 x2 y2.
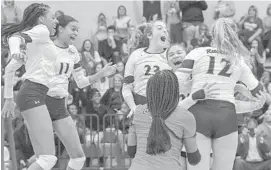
154 115 162 118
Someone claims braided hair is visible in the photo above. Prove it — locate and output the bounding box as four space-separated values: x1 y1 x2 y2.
1 3 50 46
146 70 181 155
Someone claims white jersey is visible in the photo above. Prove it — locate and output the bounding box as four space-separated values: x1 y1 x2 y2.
47 45 81 98
4 24 58 98
123 48 171 97
179 47 259 103
22 24 58 86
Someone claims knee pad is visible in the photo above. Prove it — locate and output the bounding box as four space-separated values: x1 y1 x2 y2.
36 155 57 170
68 156 86 170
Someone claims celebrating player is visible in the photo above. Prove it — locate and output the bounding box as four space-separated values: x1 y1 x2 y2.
45 15 116 170
177 18 266 170
1 4 60 170
122 20 171 116
1 4 114 170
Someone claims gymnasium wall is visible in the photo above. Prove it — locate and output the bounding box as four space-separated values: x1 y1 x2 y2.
10 0 271 48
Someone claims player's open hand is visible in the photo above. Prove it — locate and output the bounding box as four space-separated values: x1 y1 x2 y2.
254 91 266 108
11 52 27 64
1 99 16 118
102 62 117 77
192 82 220 100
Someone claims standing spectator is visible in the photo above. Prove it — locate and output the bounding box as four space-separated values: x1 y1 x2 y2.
1 0 22 24
114 5 132 40
92 13 108 50
179 0 208 49
80 39 103 76
98 25 122 63
213 0 235 20
91 63 110 96
257 111 271 149
143 0 162 22
239 5 264 48
101 74 124 113
164 0 182 43
234 119 271 170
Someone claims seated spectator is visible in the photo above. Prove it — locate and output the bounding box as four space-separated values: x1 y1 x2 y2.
263 4 271 35
249 39 266 80
239 5 263 48
85 89 109 131
91 63 110 96
1 0 22 24
234 118 271 170
114 5 131 40
195 23 212 47
101 74 124 113
263 4 271 59
257 111 271 148
14 122 35 169
67 104 84 143
98 25 122 63
116 102 131 134
116 61 124 76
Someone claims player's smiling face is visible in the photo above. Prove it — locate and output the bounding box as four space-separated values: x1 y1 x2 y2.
42 9 58 36
62 21 79 45
150 21 169 48
167 45 187 70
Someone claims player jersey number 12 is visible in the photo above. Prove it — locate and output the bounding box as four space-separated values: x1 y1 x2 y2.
206 56 232 77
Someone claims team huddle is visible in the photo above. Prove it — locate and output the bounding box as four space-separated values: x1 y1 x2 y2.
1 2 267 170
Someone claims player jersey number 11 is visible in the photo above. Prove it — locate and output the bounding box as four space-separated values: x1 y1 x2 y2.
206 56 232 77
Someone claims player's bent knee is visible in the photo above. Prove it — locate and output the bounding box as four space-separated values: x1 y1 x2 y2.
36 155 57 170
68 156 86 170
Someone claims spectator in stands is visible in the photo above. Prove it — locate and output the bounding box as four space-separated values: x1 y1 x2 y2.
263 4 271 59
116 102 131 133
250 39 266 80
14 122 35 169
55 10 64 18
234 118 271 170
239 5 264 48
85 89 109 131
98 25 122 63
164 0 182 43
213 0 235 20
80 39 103 76
101 74 124 114
120 42 129 64
143 0 162 22
179 0 208 50
191 23 211 48
92 13 108 50
1 0 22 24
263 4 271 34
91 63 110 96
114 5 132 40
257 111 271 147
68 104 84 143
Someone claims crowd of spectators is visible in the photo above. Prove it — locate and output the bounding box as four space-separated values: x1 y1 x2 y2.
1 0 271 170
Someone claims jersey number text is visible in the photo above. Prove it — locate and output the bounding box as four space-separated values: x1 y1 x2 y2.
59 62 70 75
144 65 160 76
207 56 232 77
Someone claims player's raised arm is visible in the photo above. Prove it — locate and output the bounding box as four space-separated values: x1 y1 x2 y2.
122 51 138 114
72 62 116 89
